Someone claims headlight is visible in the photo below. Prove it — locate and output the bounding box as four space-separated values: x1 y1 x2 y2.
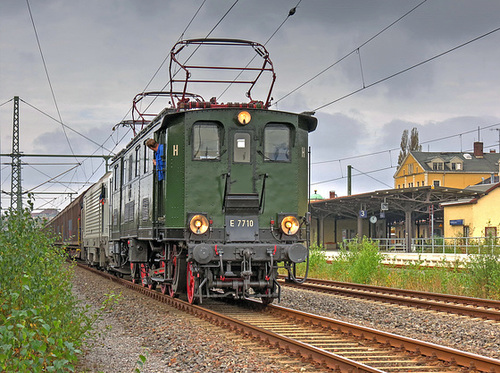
237 111 251 125
189 214 209 235
280 215 299 236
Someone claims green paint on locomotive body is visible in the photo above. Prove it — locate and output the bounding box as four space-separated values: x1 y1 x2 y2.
156 107 315 237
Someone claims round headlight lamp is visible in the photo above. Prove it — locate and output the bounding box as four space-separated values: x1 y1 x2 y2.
237 111 251 125
280 216 299 236
189 214 209 235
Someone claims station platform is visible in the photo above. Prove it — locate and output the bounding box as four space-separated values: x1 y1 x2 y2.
324 251 470 267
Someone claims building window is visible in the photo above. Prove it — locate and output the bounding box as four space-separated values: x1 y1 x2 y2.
485 227 497 238
408 163 414 174
417 181 420 187
433 162 444 170
451 162 462 170
433 180 440 187
463 226 470 237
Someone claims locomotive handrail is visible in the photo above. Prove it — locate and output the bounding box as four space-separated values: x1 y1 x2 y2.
130 91 204 135
259 173 268 212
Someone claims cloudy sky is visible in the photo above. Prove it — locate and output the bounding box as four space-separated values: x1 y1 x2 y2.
1 0 500 211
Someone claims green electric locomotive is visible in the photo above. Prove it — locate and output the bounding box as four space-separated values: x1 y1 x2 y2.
109 39 317 304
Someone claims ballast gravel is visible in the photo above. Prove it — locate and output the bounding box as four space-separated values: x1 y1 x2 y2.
73 266 287 373
279 287 500 360
73 266 500 372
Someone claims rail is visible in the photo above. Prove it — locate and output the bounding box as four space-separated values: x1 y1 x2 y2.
78 262 500 372
279 276 500 321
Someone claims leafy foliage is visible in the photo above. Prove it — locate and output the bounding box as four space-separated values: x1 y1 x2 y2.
298 236 500 300
338 238 386 284
464 254 500 298
0 207 111 372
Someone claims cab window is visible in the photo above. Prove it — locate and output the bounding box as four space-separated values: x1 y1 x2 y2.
233 132 251 163
192 122 220 160
264 123 290 162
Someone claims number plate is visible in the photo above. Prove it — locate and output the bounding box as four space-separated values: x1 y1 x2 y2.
225 216 259 242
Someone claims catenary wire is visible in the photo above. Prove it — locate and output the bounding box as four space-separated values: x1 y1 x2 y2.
20 99 115 154
313 121 500 165
218 1 302 100
313 26 500 112
274 0 428 106
25 0 83 178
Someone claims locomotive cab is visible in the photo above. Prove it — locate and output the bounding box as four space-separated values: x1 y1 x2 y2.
144 105 316 303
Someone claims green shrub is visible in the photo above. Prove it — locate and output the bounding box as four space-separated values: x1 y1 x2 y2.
341 237 385 284
0 207 111 372
464 254 500 298
294 243 330 279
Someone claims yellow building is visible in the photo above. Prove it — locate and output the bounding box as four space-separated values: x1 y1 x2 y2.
442 183 500 238
394 142 500 189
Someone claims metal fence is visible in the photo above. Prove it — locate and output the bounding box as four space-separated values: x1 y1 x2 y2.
342 236 500 254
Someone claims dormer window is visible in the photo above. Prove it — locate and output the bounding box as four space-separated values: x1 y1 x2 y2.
451 162 462 170
433 162 444 170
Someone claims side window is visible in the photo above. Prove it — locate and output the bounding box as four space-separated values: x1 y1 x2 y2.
192 122 220 160
143 143 150 173
234 133 250 163
128 154 133 182
122 158 128 184
113 164 120 191
135 146 140 178
264 123 290 162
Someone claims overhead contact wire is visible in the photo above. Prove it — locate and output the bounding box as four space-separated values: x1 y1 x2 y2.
275 0 428 106
26 0 84 181
313 26 500 112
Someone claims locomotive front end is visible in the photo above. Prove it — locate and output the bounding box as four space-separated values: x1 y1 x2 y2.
179 107 316 304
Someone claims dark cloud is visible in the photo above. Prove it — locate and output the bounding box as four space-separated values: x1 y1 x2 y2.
2 0 500 209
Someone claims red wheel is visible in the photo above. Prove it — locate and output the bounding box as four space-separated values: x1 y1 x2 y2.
140 263 150 288
130 263 138 284
165 253 178 298
160 283 172 295
186 262 199 304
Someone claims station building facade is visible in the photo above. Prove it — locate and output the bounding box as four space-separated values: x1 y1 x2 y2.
310 142 500 250
442 183 500 239
394 142 500 189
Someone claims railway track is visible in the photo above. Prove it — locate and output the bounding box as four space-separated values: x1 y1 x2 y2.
280 276 500 321
78 263 500 372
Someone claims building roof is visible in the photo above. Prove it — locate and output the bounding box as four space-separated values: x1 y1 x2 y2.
310 185 483 221
441 182 500 207
309 191 324 201
410 150 500 173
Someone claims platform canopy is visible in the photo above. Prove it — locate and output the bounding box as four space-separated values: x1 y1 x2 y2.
309 186 485 251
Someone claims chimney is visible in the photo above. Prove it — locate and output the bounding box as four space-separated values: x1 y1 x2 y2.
329 191 336 199
473 141 484 158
